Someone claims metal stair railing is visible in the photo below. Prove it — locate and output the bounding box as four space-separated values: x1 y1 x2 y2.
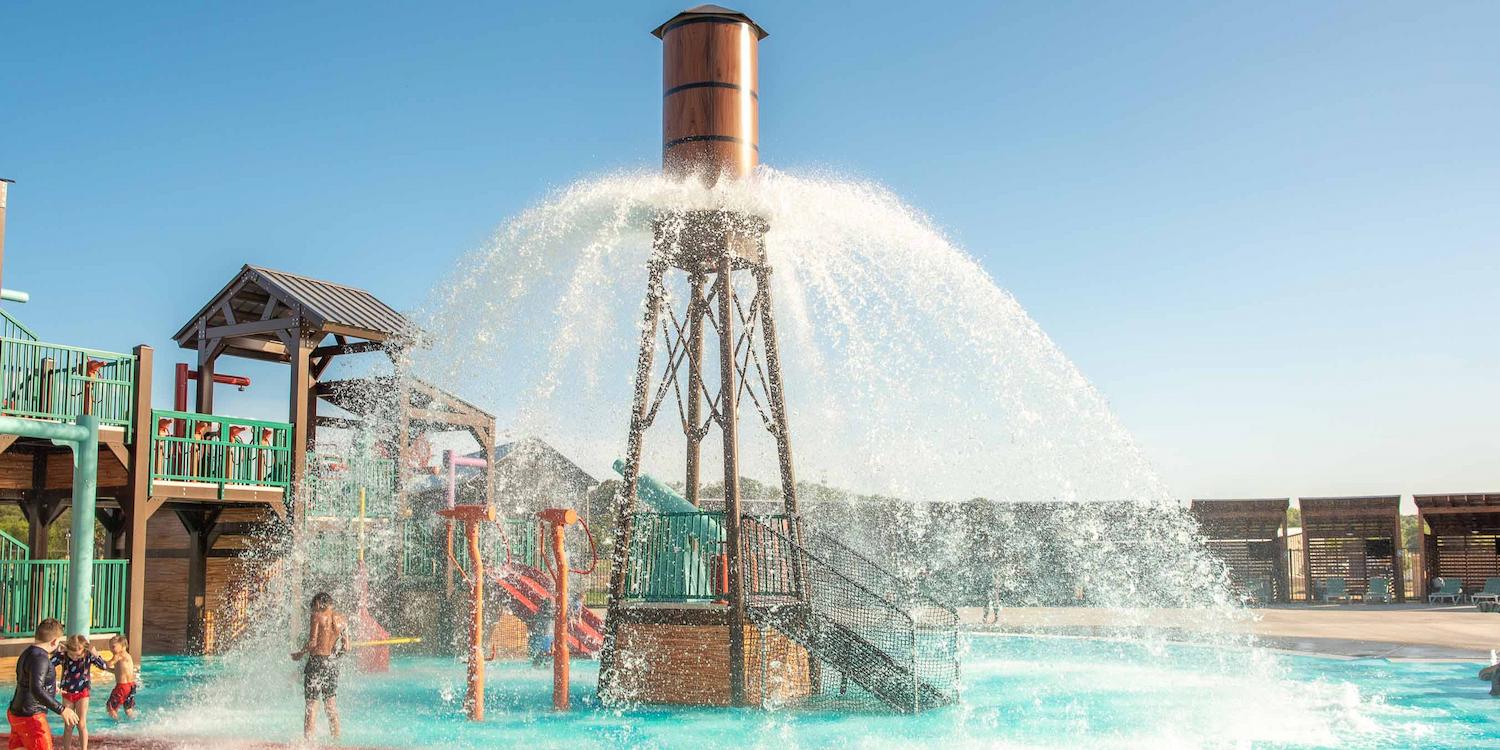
741 515 959 713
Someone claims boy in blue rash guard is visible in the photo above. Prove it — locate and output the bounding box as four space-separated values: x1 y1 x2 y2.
7 618 79 750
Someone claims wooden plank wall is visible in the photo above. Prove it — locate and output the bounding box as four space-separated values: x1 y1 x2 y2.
142 507 278 654
46 450 128 489
1432 534 1500 594
0 452 31 493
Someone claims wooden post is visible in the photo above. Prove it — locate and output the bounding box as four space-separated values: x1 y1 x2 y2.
1277 511 1290 603
716 256 746 707
754 268 798 518
1301 506 1314 603
21 449 55 559
541 508 578 711
288 330 312 524
125 345 153 662
465 519 483 721
437 504 492 722
1415 509 1427 599
195 324 215 415
684 272 706 506
178 507 222 654
1393 510 1406 603
599 258 665 701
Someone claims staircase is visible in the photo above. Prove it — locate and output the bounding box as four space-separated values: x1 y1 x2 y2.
741 516 959 713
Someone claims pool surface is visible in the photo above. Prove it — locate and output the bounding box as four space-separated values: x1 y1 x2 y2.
81 635 1500 748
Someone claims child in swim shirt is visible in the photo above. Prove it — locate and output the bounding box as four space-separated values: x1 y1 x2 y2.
52 635 107 750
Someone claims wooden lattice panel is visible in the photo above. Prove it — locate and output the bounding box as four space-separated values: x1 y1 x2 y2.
1299 496 1402 602
1416 493 1500 595
1190 499 1289 602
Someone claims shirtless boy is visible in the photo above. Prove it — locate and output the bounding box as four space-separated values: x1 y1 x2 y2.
290 592 348 740
105 635 138 720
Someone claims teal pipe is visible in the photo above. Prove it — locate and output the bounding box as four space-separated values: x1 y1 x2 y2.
65 416 98 636
0 415 99 635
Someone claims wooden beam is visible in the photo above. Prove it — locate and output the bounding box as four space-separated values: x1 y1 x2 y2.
104 440 129 471
320 322 390 342
0 435 16 457
205 317 300 340
407 408 491 429
314 416 364 430
288 333 313 526
311 340 385 359
222 336 287 355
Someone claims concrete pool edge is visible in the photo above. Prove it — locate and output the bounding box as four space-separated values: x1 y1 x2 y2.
964 627 1490 662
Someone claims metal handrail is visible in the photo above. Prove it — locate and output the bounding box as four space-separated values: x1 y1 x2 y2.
0 337 135 429
149 409 292 496
0 559 129 637
622 510 726 602
0 308 38 342
0 530 29 562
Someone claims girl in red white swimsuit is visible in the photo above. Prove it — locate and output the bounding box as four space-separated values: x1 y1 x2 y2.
51 636 107 750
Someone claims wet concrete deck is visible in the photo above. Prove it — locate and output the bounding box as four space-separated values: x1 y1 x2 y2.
960 603 1500 660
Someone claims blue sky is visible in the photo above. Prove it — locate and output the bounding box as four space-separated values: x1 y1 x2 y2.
2 1 1496 502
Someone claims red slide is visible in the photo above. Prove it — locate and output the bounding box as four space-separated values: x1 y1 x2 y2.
489 563 605 657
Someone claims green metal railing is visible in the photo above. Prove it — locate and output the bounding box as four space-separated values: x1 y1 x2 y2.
305 452 397 519
0 309 37 343
0 530 29 563
402 520 442 581
502 518 542 569
0 338 135 429
0 559 129 637
150 410 292 498
623 511 726 602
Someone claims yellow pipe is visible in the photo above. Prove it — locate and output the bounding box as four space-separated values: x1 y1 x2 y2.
358 487 367 565
350 637 422 648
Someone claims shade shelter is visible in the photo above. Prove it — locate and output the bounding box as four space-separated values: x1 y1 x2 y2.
1298 496 1403 602
1189 499 1290 602
1414 493 1500 599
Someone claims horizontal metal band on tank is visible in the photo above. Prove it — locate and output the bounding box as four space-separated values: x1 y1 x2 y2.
662 134 759 151
664 81 759 100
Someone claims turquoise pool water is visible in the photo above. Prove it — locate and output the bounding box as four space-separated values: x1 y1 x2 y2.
89 635 1497 748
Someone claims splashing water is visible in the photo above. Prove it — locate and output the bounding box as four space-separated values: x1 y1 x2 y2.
128 168 1461 747
417 169 1163 506
410 168 1231 614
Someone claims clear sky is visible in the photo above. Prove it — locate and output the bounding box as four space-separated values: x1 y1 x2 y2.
2 1 1496 503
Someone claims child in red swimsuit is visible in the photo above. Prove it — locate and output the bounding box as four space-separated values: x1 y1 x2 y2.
51 636 106 750
104 635 138 721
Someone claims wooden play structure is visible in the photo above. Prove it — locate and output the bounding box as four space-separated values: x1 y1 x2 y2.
1413 493 1500 600
1297 496 1404 603
1190 499 1290 604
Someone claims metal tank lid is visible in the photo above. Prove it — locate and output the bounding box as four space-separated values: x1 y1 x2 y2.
652 4 768 40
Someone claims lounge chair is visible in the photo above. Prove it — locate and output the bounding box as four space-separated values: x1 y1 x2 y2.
1428 578 1464 604
1363 577 1393 603
1469 578 1500 606
1321 577 1350 603
1246 577 1274 605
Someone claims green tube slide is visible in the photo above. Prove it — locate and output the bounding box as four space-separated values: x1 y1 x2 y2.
613 459 724 599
